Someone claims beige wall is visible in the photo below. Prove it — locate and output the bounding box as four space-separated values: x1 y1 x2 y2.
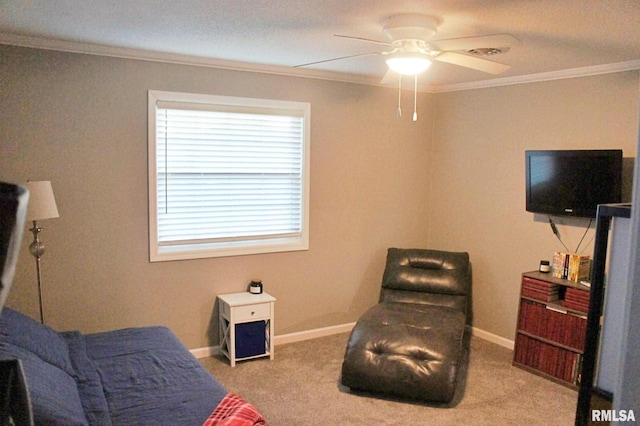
1 45 638 349
429 72 640 340
0 45 434 348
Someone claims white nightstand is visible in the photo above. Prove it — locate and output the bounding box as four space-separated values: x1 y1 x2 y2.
218 292 276 367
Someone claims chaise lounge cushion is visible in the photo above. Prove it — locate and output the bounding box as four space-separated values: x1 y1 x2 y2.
341 302 466 403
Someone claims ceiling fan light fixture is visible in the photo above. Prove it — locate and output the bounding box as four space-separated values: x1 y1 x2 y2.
385 53 432 75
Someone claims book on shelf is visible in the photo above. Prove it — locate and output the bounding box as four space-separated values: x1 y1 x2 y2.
521 287 559 302
563 300 589 313
563 287 590 313
519 299 587 350
514 333 580 384
564 287 589 301
521 277 560 302
552 252 590 282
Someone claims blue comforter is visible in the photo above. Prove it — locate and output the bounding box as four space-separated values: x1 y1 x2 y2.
0 308 227 425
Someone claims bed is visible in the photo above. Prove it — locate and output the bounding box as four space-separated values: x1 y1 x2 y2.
0 307 266 425
1 182 265 425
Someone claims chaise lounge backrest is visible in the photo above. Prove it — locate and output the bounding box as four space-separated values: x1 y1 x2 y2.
379 248 471 314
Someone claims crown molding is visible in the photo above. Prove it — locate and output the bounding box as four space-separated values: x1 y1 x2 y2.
1 33 639 94
428 60 640 93
0 33 379 86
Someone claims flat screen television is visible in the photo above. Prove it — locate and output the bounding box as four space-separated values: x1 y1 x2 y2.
525 149 623 218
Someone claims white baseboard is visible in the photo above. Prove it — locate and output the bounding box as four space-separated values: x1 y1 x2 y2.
190 322 356 359
191 345 220 359
273 322 356 346
190 322 513 359
470 326 515 350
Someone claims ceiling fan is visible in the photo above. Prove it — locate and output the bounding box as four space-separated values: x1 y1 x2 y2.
295 14 521 120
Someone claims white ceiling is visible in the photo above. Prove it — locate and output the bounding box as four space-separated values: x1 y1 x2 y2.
1 1 640 92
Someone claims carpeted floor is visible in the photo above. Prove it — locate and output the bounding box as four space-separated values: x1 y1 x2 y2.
200 332 577 425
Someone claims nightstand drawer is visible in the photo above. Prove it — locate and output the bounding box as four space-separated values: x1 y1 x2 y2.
234 303 270 321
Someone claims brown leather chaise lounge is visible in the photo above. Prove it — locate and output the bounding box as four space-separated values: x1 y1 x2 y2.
340 248 472 404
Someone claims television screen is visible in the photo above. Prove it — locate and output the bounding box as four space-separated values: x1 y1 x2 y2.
525 150 622 218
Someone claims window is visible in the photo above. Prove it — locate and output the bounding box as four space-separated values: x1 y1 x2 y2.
148 90 310 261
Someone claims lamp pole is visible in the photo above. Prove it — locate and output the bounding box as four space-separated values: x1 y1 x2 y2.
28 220 46 324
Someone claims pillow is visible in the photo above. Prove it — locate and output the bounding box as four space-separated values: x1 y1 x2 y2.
382 249 470 296
0 307 75 375
0 343 88 425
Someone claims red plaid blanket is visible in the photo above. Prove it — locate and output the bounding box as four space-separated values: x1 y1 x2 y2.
203 392 267 426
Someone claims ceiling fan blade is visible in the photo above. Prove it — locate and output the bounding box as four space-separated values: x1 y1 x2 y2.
435 51 511 74
294 51 380 68
429 34 521 52
380 69 399 85
334 34 395 47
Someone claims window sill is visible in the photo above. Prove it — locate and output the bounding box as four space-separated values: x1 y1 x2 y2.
149 237 309 262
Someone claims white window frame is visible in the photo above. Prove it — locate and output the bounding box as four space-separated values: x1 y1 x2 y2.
148 90 310 262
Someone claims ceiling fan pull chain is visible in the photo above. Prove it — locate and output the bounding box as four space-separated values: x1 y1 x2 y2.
413 74 418 121
397 73 402 118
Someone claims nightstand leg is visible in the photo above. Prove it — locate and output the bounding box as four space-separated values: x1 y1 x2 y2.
268 317 275 360
229 322 236 367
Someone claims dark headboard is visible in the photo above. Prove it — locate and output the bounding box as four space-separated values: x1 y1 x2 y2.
0 182 29 313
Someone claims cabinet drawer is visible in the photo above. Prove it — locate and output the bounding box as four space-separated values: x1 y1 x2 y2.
234 303 270 321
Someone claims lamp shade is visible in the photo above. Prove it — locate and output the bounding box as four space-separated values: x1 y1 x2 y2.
385 53 432 76
24 181 59 221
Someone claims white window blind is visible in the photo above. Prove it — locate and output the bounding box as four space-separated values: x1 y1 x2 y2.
148 91 310 261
